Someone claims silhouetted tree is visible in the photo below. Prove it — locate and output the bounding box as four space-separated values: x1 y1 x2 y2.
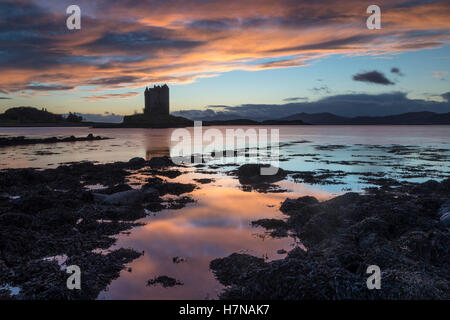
66 112 83 123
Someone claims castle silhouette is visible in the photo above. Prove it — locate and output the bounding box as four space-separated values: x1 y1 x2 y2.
144 84 169 116
121 84 192 127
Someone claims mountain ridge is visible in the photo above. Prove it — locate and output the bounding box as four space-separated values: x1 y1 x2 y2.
280 111 450 125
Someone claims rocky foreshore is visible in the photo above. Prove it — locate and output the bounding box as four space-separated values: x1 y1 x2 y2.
0 156 195 299
0 134 109 147
210 178 450 300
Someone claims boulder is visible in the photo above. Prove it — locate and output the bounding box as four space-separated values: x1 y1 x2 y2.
102 189 143 206
237 164 286 185
128 157 146 165
280 196 318 213
149 156 175 168
325 192 360 208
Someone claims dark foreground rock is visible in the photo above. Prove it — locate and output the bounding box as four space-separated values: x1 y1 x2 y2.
210 179 450 300
231 164 287 193
0 158 196 299
0 134 109 147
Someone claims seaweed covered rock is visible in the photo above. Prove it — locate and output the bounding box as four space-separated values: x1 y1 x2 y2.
280 196 319 213
211 179 450 300
236 164 286 185
149 156 175 168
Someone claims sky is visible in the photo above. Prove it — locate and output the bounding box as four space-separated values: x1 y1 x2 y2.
0 0 449 120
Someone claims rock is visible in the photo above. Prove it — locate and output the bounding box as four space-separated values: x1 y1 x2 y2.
277 249 287 254
412 180 440 194
102 184 132 195
236 164 286 185
149 156 175 168
280 196 318 213
92 193 108 203
438 200 450 217
440 212 450 227
172 256 185 264
251 219 288 237
193 178 215 184
128 157 146 165
210 253 266 286
102 189 143 206
326 192 360 208
142 187 159 199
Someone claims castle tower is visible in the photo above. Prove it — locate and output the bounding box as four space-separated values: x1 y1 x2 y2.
144 84 169 116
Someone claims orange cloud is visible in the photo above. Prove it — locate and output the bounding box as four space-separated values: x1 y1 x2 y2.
0 0 449 100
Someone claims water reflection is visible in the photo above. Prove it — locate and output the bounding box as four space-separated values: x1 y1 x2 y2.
98 174 331 300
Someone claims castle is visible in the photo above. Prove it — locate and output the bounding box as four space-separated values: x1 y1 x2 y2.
121 84 192 127
144 84 169 116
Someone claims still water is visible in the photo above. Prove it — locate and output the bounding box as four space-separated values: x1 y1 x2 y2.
0 125 449 299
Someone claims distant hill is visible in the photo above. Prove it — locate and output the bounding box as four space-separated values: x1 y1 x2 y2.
281 111 450 125
0 107 65 123
203 119 306 126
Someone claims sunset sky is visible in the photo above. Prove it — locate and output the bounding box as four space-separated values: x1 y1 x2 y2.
0 0 449 119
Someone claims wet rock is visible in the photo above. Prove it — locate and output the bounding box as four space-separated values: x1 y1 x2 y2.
128 157 146 166
147 276 183 288
193 178 215 184
102 189 143 206
280 196 319 213
100 184 132 195
325 192 360 208
251 219 288 237
210 253 266 287
154 169 183 179
236 164 286 185
149 156 175 168
172 256 185 264
411 180 441 194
